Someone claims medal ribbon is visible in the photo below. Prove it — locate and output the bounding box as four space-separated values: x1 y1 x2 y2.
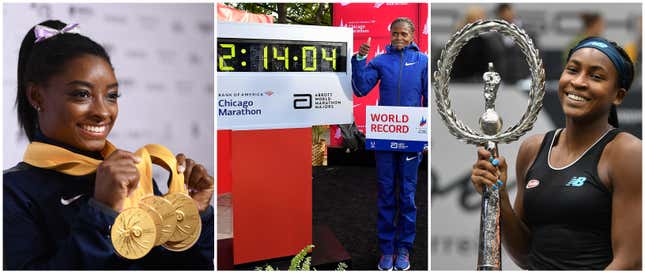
23 141 197 259
22 141 184 208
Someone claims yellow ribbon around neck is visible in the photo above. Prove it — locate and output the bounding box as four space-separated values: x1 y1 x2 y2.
23 141 117 176
22 141 176 207
22 141 196 259
24 141 187 196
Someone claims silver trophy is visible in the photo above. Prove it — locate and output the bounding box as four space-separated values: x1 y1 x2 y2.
432 20 545 270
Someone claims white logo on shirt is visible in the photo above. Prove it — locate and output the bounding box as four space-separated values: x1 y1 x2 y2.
526 179 540 189
60 194 84 205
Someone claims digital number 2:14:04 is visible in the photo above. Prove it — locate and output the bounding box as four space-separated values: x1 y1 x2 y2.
217 40 346 72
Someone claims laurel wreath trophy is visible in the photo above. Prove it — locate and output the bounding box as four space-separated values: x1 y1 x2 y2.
432 20 545 270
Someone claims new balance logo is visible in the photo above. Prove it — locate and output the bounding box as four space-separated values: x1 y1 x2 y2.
565 176 587 187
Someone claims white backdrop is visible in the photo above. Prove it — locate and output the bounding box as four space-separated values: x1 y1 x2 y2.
3 3 214 187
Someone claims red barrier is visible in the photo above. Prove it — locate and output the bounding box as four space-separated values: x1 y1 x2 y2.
217 5 310 265
231 128 312 264
216 130 232 194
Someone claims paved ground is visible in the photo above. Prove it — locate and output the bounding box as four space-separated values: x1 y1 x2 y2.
313 153 428 270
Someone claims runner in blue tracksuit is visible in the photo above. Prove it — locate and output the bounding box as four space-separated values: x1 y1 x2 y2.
351 17 427 271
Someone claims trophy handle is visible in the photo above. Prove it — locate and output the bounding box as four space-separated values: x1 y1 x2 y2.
477 141 502 270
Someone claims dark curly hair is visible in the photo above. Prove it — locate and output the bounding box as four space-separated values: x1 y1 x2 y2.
390 17 415 33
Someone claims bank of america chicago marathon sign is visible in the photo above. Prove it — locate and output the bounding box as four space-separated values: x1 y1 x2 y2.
366 106 428 152
217 88 353 130
218 91 265 116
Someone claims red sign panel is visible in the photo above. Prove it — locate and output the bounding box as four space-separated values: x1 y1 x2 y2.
332 3 428 135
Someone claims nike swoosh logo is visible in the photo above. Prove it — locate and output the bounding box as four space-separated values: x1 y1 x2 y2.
405 62 417 66
60 194 84 205
353 104 361 108
406 156 417 161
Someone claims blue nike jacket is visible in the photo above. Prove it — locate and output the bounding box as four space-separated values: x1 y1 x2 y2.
351 42 427 255
3 141 214 269
351 42 428 107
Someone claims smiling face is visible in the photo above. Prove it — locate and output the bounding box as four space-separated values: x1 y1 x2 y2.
559 48 625 124
390 22 414 51
29 54 119 152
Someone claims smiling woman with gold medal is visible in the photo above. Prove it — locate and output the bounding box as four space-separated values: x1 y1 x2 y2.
3 20 214 270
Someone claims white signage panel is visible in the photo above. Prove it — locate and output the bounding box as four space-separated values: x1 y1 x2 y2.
365 106 428 152
217 22 354 130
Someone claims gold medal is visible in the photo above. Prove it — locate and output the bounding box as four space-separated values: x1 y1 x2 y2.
140 144 203 251
111 207 157 260
23 142 206 259
138 199 163 245
162 215 202 252
141 195 177 245
164 192 201 242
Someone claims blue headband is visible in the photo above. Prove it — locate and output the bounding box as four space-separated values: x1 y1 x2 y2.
567 38 631 89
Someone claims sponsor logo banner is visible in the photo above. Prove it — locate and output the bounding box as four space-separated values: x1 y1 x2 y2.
217 74 353 130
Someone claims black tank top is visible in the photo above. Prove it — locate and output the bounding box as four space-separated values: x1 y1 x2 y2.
523 128 619 270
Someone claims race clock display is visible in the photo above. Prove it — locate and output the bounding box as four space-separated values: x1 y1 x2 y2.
217 22 353 130
218 39 347 72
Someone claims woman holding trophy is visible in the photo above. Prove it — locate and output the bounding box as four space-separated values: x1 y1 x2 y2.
471 36 641 270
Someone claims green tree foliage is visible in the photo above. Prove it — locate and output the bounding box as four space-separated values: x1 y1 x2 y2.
223 3 332 26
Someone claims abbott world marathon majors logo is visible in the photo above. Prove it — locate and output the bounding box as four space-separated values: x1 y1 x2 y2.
218 91 268 116
293 92 342 109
